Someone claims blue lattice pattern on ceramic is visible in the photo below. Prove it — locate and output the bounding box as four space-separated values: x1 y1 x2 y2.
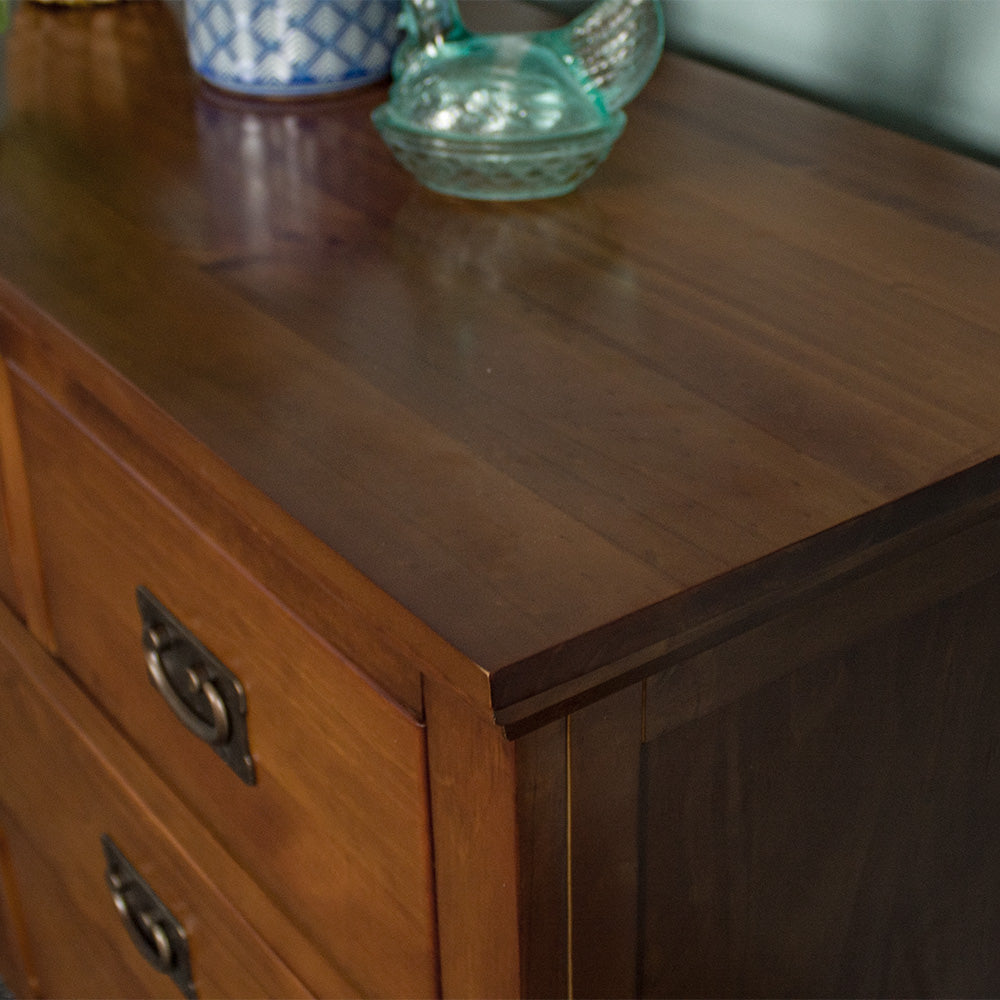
184 0 401 96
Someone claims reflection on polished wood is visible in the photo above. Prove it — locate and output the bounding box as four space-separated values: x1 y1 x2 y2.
3 0 1000 721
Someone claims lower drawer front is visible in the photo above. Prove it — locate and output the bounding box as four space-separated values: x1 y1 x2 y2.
0 611 314 999
14 375 438 997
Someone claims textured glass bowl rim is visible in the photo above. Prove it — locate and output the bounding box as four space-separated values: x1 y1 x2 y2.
371 105 626 154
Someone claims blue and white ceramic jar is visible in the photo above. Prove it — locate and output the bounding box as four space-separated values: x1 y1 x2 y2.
183 0 400 97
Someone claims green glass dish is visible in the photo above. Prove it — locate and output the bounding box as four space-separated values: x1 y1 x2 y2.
372 0 665 200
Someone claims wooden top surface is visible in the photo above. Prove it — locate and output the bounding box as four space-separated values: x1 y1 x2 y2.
1 2 1000 720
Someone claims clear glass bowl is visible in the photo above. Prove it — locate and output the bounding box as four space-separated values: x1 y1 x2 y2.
372 106 625 200
372 40 627 199
372 0 664 200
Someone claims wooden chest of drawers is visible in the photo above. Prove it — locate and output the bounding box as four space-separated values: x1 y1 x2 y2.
2 2 1000 996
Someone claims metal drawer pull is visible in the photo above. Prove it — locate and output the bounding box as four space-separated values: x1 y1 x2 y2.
110 885 173 970
102 835 197 999
136 587 256 785
144 625 229 746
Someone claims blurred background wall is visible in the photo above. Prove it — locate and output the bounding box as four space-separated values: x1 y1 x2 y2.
537 0 999 162
661 0 1000 163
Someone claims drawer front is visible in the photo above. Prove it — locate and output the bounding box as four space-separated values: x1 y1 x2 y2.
0 363 23 618
14 376 438 998
0 615 314 999
0 461 18 616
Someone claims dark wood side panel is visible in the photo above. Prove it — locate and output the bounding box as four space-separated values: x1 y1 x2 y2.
645 500 1000 741
639 567 1000 997
568 683 644 999
517 712 569 1000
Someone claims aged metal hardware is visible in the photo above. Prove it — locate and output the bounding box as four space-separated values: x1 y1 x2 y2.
101 835 197 999
137 587 256 785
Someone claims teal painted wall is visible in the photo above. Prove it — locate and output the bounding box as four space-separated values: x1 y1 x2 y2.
662 0 1000 161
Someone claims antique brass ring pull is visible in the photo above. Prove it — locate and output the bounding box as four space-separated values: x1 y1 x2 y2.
144 625 230 746
110 876 174 972
136 587 255 784
102 835 197 998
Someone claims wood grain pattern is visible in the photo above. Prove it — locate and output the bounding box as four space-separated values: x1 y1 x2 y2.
639 567 1000 997
2 5 1000 998
1 4 999 725
644 494 1000 741
12 373 438 998
515 715 569 1000
424 677 568 999
0 286 441 717
568 684 643 999
0 821 34 1000
0 453 21 621
424 678 521 999
0 601 347 999
0 357 51 648
1 818 156 1000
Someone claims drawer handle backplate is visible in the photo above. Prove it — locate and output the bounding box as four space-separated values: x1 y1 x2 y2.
101 834 197 999
137 587 256 785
